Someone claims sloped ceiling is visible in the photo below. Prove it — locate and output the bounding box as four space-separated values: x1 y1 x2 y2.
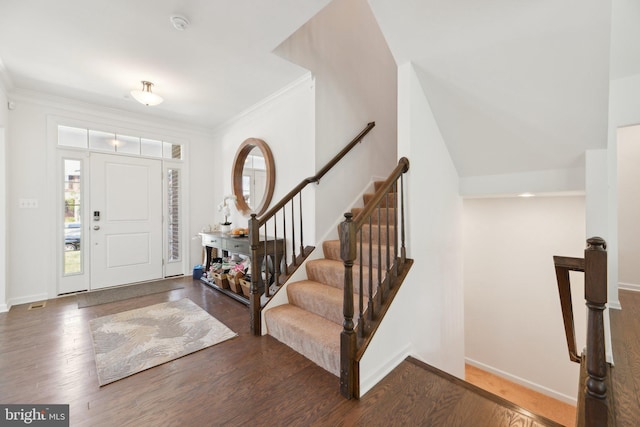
0 0 331 129
369 0 613 177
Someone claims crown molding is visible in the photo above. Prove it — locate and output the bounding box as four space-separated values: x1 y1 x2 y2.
8 87 214 138
212 71 313 135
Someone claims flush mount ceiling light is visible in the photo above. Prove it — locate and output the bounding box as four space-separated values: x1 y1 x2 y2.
130 81 163 106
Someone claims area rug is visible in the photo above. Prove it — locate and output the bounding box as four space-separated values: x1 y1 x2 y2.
89 298 237 386
77 281 184 308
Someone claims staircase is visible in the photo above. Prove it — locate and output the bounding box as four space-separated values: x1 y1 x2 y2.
264 181 394 377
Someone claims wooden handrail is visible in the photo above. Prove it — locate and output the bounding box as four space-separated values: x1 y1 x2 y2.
248 122 376 335
553 256 585 272
554 237 610 426
553 256 582 363
257 121 375 227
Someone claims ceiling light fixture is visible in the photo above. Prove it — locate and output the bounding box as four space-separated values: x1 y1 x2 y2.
518 192 535 198
130 81 163 106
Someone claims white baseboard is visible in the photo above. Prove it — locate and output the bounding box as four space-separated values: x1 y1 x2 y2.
0 303 9 313
465 357 577 406
8 293 49 308
618 282 640 292
609 300 622 310
360 343 412 397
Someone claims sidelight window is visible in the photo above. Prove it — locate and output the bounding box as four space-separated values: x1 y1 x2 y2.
167 168 181 262
63 159 82 275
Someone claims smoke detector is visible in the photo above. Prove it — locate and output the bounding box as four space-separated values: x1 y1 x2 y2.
170 15 190 31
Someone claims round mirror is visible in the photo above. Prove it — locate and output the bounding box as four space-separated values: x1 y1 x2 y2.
232 138 275 216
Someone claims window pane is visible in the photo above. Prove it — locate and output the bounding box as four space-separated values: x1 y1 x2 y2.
64 159 82 275
167 168 180 262
141 138 163 157
89 130 116 152
163 142 182 160
116 134 141 155
58 126 87 148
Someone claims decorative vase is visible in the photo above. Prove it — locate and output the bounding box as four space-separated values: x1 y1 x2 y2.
220 223 232 233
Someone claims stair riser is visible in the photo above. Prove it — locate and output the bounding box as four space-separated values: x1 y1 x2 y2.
351 207 396 224
287 281 360 325
336 224 396 245
363 192 397 208
265 306 341 377
359 224 396 245
323 241 393 270
373 181 397 193
306 260 376 295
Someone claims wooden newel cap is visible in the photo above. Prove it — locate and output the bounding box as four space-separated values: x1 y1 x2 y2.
399 157 410 173
586 236 607 251
344 212 353 221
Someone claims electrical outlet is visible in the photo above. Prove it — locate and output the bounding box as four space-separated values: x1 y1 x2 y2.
19 198 38 208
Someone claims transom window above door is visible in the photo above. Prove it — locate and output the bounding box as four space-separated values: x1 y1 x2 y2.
57 125 183 160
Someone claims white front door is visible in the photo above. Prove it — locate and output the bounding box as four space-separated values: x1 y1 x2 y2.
90 153 163 289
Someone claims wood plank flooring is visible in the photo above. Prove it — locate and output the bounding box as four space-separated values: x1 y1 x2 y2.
610 289 640 426
465 364 575 426
1 278 561 426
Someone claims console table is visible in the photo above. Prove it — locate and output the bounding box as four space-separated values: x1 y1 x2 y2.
199 231 284 305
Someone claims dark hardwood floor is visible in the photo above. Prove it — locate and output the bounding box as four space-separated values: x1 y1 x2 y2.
610 289 640 426
1 278 559 426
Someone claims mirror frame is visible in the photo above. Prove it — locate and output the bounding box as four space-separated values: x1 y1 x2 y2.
232 138 275 216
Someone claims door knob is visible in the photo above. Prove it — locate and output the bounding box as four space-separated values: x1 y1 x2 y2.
93 225 100 230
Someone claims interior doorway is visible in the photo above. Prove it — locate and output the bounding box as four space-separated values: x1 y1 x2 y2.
617 124 640 292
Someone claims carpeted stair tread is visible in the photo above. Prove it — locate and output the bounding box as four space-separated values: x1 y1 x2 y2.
287 280 360 325
351 207 396 224
306 259 375 294
265 304 341 376
322 240 392 270
263 181 400 381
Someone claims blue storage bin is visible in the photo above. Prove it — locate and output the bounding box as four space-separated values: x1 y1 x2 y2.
192 265 203 280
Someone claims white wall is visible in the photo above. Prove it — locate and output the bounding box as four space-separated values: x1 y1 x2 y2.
210 74 315 239
0 81 8 311
460 168 585 198
464 196 587 404
359 62 464 394
5 91 215 306
617 125 640 288
605 0 640 307
274 0 398 237
606 74 640 307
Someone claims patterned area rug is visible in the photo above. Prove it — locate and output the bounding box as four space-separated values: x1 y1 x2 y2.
89 298 237 386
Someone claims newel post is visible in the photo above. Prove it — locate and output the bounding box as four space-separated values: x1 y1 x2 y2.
584 236 608 426
340 212 357 399
249 214 261 335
